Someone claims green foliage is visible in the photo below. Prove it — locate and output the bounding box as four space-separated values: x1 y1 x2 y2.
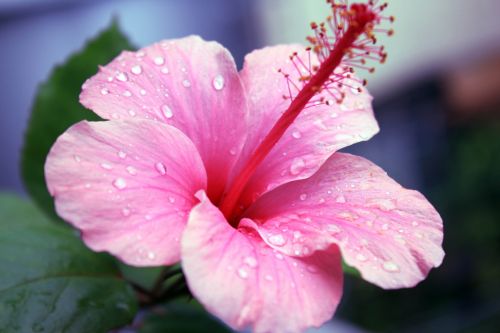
0 193 138 333
138 301 231 333
21 20 135 220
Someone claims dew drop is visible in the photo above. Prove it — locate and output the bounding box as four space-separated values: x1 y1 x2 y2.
237 267 248 279
100 163 112 170
299 193 307 201
100 88 109 95
182 79 191 88
118 151 127 159
155 162 167 175
153 56 165 66
275 252 284 260
128 109 136 117
121 207 131 217
73 155 81 163
326 224 341 234
381 223 389 231
356 253 368 262
161 104 173 119
212 74 225 90
113 178 127 190
168 196 176 204
161 67 169 74
126 166 137 175
140 89 147 96
116 72 128 82
336 195 346 203
131 65 142 75
123 90 132 97
394 234 406 245
290 157 306 175
292 130 302 139
243 256 258 268
306 265 319 273
382 261 400 272
229 148 237 155
268 234 286 246
264 274 273 281
368 198 396 211
412 221 419 227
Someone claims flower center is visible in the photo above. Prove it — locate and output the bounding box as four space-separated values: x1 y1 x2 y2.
219 1 391 225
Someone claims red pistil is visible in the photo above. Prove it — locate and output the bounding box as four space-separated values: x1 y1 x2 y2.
220 1 387 224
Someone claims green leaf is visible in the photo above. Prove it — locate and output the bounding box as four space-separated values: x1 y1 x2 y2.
0 193 138 333
343 260 361 277
21 20 135 219
138 301 231 333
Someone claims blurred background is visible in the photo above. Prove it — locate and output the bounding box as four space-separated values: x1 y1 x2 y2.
1 0 499 332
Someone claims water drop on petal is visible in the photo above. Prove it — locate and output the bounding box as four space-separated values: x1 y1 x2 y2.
335 195 346 203
153 56 165 66
356 253 367 262
126 166 137 175
237 267 248 279
243 256 258 268
131 65 142 75
382 261 400 272
212 74 225 90
292 130 302 139
116 72 128 82
113 178 127 190
100 163 113 170
182 79 191 88
155 162 167 175
268 234 286 246
161 105 173 119
306 265 319 273
290 157 306 175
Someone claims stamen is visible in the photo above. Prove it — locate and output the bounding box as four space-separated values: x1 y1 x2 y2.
220 1 392 224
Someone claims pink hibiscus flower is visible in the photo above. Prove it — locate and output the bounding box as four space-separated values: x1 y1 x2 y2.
45 2 444 333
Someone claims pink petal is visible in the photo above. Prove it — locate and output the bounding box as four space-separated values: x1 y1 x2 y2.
45 119 207 266
80 36 248 201
182 191 343 333
231 45 379 208
245 153 444 289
